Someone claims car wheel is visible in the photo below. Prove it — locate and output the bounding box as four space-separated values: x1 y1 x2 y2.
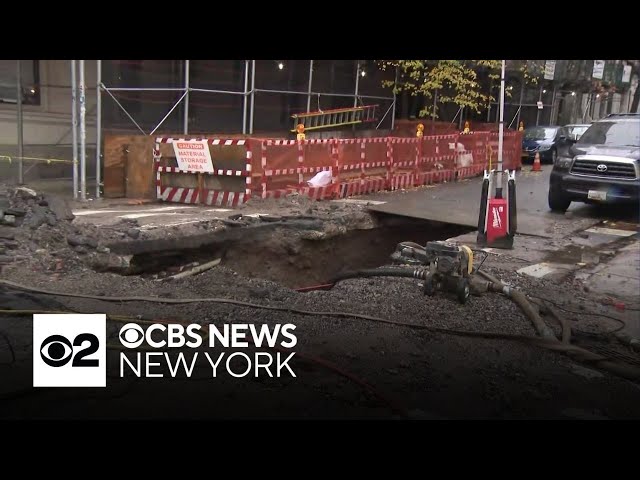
551 148 558 164
548 187 571 212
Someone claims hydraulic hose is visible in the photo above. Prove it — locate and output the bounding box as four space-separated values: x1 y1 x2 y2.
331 266 427 285
477 270 556 340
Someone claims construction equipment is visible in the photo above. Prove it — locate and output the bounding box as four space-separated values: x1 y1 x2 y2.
391 241 476 304
290 105 378 132
477 169 517 249
325 241 488 304
477 59 517 250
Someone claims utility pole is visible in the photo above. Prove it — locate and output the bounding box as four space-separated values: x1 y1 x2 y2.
496 59 506 199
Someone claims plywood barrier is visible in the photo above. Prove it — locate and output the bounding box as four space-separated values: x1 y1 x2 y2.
103 135 156 199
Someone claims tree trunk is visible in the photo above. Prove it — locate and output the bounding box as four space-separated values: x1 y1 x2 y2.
631 86 640 113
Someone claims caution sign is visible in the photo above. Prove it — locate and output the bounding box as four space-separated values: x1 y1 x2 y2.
172 140 214 172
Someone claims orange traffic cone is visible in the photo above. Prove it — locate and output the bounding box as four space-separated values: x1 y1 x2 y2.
532 152 542 172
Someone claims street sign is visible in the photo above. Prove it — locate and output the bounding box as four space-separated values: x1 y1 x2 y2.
622 65 632 83
592 60 605 79
172 140 214 173
536 101 543 110
544 60 556 80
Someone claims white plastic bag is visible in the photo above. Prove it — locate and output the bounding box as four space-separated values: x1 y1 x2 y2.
307 170 332 188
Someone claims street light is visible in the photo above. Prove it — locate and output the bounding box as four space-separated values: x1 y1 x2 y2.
542 89 547 94
571 91 576 96
277 62 284 70
360 69 366 77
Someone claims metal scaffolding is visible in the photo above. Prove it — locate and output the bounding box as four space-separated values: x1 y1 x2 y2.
65 59 394 200
6 60 395 199
97 59 395 137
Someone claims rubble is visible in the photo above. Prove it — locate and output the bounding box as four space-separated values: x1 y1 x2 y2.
0 185 145 275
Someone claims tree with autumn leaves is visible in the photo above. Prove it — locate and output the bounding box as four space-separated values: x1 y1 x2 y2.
379 60 503 119
380 60 639 121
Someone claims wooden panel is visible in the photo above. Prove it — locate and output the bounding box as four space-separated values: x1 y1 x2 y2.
124 136 155 199
103 135 127 198
103 135 155 199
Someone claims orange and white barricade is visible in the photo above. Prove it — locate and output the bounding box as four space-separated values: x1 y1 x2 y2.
154 137 252 207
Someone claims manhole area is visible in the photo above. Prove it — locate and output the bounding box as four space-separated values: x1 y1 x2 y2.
128 219 472 288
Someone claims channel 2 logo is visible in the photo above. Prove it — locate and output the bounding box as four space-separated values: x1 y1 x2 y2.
33 314 106 387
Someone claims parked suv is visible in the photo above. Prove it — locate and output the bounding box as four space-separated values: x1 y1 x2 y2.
548 113 640 212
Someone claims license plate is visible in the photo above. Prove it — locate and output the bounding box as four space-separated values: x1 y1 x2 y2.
587 190 607 201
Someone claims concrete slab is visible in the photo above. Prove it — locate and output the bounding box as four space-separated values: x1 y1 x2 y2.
331 199 387 206
517 262 576 279
73 206 198 216
72 204 239 228
584 227 637 237
582 241 640 300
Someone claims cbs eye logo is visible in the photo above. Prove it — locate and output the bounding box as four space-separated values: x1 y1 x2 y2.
119 323 145 348
33 314 106 388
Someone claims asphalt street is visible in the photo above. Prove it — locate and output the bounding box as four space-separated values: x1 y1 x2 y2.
362 168 638 237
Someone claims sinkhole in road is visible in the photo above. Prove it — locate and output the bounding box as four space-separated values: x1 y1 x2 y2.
125 216 473 288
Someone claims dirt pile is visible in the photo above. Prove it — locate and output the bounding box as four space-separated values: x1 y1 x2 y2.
0 185 145 275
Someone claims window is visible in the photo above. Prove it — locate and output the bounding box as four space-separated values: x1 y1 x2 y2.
567 125 590 140
0 60 40 105
578 120 640 147
524 127 558 140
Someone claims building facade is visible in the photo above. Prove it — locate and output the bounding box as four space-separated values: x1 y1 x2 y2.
0 59 637 183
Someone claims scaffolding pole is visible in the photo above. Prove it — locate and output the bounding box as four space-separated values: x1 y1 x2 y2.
307 60 314 113
96 60 102 198
353 61 361 108
183 60 190 134
249 60 256 134
71 60 78 199
391 66 398 131
242 60 249 134
16 60 24 185
79 60 86 201
516 81 524 128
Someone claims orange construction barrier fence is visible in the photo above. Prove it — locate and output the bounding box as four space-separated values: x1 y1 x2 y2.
152 131 523 206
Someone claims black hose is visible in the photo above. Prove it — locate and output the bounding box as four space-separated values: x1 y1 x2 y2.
331 267 427 285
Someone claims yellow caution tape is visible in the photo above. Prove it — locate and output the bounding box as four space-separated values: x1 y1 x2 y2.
0 155 75 165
